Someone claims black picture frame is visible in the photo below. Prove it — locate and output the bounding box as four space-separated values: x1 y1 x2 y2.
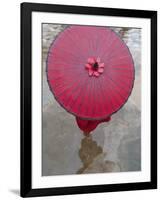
20 2 157 197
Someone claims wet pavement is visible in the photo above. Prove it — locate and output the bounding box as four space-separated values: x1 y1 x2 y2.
42 24 141 176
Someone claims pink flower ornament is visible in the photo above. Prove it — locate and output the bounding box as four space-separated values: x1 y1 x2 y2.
85 57 105 77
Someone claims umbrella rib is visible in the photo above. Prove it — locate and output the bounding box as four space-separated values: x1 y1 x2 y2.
107 73 131 92
88 78 96 118
48 67 84 72
96 78 105 118
85 79 97 118
74 30 93 57
107 70 134 79
107 62 133 68
50 72 87 96
47 58 84 65
95 30 101 56
107 70 134 88
62 78 86 110
105 74 128 111
76 77 92 116
108 71 133 83
91 77 97 117
102 75 121 112
79 77 92 118
105 33 127 56
107 54 130 63
112 77 132 90
69 77 89 115
79 78 90 117
108 62 133 67
49 53 85 64
63 76 87 109
97 77 110 116
95 30 109 57
48 69 87 92
48 70 88 82
94 77 101 117
105 74 130 100
103 42 127 61
56 71 88 113
89 35 95 55
86 78 94 117
106 46 127 60
101 75 115 112
101 31 113 58
48 49 81 59
93 30 98 55
108 67 133 71
51 77 81 95
101 35 118 59
64 28 88 59
55 76 88 114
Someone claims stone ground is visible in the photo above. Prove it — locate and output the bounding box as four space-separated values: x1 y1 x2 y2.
42 24 141 176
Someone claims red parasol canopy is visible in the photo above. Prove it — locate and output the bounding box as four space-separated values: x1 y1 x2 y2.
47 26 134 133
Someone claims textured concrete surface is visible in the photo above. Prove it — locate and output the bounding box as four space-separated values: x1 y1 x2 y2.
42 24 141 176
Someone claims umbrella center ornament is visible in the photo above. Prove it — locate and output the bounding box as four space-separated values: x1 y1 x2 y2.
85 57 105 77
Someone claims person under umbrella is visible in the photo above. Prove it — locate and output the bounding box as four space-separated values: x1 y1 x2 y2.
47 25 134 136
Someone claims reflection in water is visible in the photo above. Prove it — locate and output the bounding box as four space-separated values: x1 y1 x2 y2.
77 135 121 174
77 135 102 174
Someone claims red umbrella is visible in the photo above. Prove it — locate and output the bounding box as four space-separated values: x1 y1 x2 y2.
47 26 134 135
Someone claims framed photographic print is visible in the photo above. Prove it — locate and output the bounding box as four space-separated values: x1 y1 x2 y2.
20 2 157 197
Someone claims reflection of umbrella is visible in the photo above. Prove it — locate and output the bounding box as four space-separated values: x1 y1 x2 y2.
47 26 134 135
